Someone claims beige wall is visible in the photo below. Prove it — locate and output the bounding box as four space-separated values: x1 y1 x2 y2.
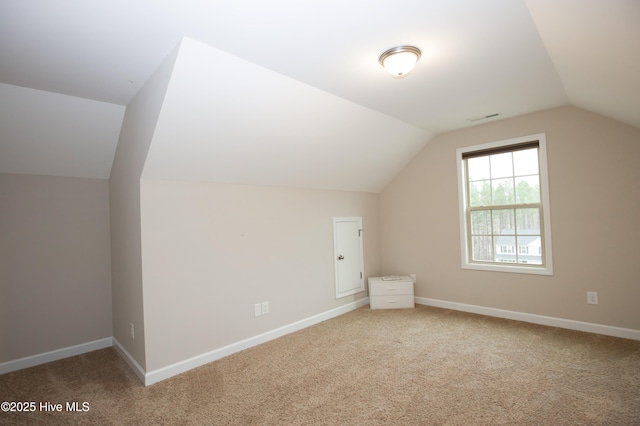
0 174 112 362
109 42 180 369
380 106 640 330
140 180 380 371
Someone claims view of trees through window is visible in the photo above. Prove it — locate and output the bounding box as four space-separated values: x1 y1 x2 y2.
465 147 543 265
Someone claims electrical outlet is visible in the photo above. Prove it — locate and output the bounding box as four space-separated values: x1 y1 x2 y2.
254 303 262 317
262 301 269 315
130 323 135 340
587 291 598 305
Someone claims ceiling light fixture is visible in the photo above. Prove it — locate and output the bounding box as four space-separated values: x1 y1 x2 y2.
379 46 421 78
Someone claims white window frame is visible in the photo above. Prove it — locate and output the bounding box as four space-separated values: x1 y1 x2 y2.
456 133 553 275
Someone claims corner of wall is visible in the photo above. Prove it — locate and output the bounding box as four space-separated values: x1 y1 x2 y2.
109 39 183 372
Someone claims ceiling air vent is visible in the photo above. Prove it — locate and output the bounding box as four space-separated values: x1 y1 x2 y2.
468 112 501 123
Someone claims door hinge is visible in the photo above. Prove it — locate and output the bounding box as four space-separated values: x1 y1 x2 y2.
358 229 363 236
360 272 363 279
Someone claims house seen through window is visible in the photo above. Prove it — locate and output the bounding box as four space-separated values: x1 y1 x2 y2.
456 134 553 275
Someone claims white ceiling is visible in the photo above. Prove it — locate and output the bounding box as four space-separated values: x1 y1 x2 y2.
0 83 124 178
142 38 432 193
0 0 638 184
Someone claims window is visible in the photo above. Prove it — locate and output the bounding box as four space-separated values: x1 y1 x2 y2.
456 134 553 275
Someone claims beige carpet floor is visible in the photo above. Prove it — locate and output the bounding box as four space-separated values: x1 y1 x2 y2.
2 305 639 425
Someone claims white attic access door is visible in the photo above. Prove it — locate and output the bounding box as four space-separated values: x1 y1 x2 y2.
333 217 365 299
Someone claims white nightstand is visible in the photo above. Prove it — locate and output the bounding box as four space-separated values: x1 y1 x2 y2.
368 276 415 309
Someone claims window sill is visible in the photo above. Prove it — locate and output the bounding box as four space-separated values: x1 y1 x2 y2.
462 262 553 276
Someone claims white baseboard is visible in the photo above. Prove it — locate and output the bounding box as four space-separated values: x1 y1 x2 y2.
0 337 113 375
5 297 635 383
112 338 146 384
415 297 640 341
0 299 369 384
144 297 370 386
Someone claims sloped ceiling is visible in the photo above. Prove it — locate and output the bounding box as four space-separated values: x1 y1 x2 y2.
0 83 124 179
142 38 431 193
0 0 638 188
525 0 640 129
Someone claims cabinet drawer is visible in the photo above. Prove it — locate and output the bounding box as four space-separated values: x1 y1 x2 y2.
370 295 415 310
369 280 414 296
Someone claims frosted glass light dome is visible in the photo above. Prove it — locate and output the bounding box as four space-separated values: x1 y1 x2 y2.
379 46 421 78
